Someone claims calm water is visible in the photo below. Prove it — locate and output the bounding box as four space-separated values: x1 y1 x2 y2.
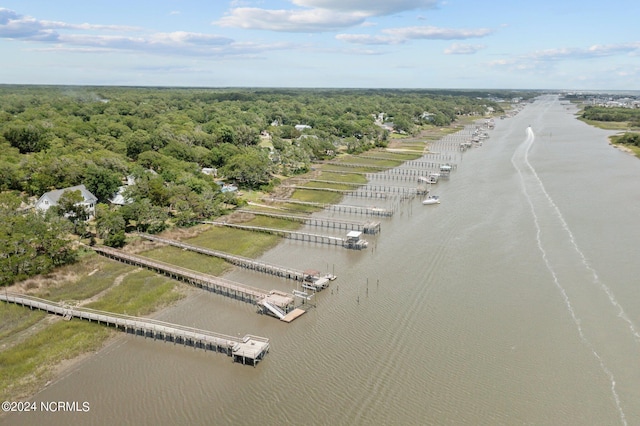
4 95 640 425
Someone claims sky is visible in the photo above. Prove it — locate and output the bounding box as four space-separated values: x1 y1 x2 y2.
0 0 638 90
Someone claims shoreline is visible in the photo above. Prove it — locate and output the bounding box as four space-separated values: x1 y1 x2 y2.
0 117 480 406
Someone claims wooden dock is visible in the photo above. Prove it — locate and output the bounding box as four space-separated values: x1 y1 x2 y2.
324 169 426 183
203 221 369 250
317 161 391 170
137 233 334 289
91 246 303 321
358 156 456 167
262 198 394 217
0 292 270 366
286 185 390 199
237 209 381 234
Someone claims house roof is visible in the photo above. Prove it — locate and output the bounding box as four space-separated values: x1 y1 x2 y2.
39 184 98 205
109 186 132 205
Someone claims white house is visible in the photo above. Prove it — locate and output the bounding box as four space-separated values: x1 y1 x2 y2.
35 184 98 218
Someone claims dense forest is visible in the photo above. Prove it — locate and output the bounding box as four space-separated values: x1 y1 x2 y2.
0 86 528 286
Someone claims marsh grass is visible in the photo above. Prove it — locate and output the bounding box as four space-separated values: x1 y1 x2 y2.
335 157 402 168
303 181 357 191
0 320 111 401
0 304 46 341
291 189 343 204
243 216 304 230
38 259 134 303
320 171 368 184
85 269 183 316
0 255 183 403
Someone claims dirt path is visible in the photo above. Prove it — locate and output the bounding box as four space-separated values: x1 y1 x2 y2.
78 268 141 307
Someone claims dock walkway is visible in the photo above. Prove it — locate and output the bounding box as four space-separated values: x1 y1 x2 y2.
286 185 390 199
262 198 393 217
137 233 333 289
91 246 300 321
203 221 368 250
238 209 381 234
0 292 270 365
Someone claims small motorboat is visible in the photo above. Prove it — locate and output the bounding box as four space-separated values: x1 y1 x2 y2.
422 195 440 205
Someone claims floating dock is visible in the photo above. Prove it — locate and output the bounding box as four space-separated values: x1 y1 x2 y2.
91 246 302 321
137 233 334 290
0 292 270 366
203 221 369 250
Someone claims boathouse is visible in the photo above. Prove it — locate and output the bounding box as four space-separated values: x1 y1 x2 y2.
344 231 368 250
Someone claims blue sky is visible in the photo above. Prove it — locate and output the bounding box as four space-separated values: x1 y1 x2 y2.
1 1 638 89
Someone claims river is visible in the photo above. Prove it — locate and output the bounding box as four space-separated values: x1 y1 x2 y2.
4 95 640 425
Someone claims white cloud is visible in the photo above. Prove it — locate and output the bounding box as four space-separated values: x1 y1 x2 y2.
383 26 493 40
215 0 438 32
291 0 438 15
216 7 367 32
524 42 640 62
0 8 138 41
336 34 399 45
336 26 493 46
444 43 485 55
0 8 277 57
488 42 640 77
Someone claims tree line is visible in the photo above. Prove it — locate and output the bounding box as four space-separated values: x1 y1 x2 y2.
0 85 524 285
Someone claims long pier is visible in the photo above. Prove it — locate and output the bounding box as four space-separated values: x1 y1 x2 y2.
323 169 428 183
262 198 394 217
286 185 390 199
302 180 421 196
357 156 456 168
317 161 390 170
137 233 334 289
237 209 381 234
0 292 270 365
91 246 303 322
203 221 369 250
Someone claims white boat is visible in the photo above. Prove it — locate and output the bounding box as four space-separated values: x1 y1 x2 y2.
422 195 440 205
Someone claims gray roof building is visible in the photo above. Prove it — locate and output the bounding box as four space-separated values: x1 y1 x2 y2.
35 184 98 218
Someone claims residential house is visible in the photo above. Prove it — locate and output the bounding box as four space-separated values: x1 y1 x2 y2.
35 184 98 218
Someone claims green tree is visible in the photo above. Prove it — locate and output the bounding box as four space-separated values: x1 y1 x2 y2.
55 189 89 234
124 129 153 159
85 166 122 203
3 123 49 153
96 204 126 247
121 199 168 233
220 149 272 188
0 193 75 286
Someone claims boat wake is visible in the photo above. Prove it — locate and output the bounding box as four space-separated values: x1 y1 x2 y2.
511 126 628 425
